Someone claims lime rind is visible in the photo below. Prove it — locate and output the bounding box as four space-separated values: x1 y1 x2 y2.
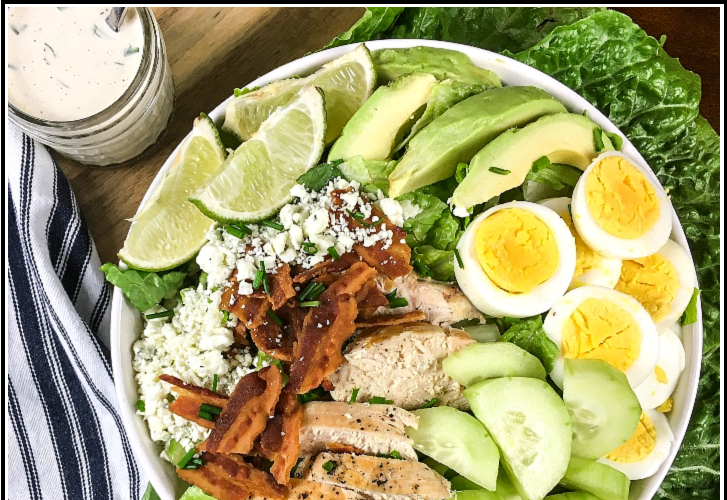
222 44 374 145
190 86 326 223
118 116 226 272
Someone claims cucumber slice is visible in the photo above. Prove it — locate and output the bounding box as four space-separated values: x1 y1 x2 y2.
443 343 546 387
422 456 458 479
545 493 599 500
407 407 500 491
463 323 501 343
465 378 572 500
495 467 523 500
559 457 629 500
563 359 641 459
451 475 484 491
456 491 501 500
166 439 186 464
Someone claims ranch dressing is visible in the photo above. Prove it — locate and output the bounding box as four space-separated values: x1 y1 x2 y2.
8 7 145 122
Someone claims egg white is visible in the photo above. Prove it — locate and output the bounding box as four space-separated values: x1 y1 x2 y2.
571 152 672 259
633 329 685 410
619 239 697 328
598 409 675 480
454 201 576 318
539 197 622 290
544 285 660 388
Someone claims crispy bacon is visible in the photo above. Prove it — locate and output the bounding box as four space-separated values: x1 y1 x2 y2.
160 375 228 429
355 279 389 317
202 452 287 499
268 263 296 310
353 239 412 280
233 322 249 347
206 366 283 455
176 467 250 500
293 252 362 284
319 262 377 301
355 312 426 329
288 295 358 394
260 386 304 486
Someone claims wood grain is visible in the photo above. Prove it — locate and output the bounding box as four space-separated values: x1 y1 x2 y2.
54 7 720 265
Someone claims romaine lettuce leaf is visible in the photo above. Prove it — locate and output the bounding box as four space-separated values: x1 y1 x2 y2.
411 245 455 282
397 191 448 246
498 316 559 373
101 263 187 312
322 7 404 49
296 160 344 192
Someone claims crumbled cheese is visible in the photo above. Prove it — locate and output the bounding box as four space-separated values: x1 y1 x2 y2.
133 286 255 455
452 204 470 218
196 178 409 293
400 200 423 221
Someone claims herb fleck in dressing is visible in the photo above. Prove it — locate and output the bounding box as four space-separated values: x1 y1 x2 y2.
8 7 144 122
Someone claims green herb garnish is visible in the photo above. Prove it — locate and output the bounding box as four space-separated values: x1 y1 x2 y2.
390 450 402 460
681 288 701 325
385 289 408 309
221 310 231 325
605 131 623 150
146 310 174 320
200 403 222 415
488 166 511 175
136 399 145 412
532 155 551 172
454 248 464 269
593 126 605 152
262 220 284 231
349 388 360 404
299 282 325 302
212 374 218 392
166 394 176 403
328 246 340 260
124 45 140 56
302 241 318 254
322 461 336 473
299 301 321 307
176 448 197 469
368 396 394 405
420 398 438 409
197 409 215 422
266 310 283 327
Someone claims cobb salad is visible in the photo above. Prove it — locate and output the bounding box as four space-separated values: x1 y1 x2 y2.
104 41 702 500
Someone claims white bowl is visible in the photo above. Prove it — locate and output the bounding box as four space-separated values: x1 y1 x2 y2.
110 39 703 500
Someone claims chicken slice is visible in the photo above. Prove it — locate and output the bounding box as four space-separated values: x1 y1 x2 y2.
252 479 369 500
328 324 474 410
299 402 419 460
375 272 485 327
306 452 451 500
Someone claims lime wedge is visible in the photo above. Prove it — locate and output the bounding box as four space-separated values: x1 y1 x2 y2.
222 44 374 145
191 86 326 223
119 114 226 271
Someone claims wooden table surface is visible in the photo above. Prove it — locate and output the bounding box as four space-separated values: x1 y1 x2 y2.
54 7 721 265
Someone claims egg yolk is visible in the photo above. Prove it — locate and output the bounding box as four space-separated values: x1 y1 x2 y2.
615 254 679 323
561 298 641 372
561 211 600 281
654 365 669 384
656 397 673 413
585 156 660 239
475 208 558 293
606 412 657 463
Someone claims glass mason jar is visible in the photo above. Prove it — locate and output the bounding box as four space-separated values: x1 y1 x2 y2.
8 7 174 167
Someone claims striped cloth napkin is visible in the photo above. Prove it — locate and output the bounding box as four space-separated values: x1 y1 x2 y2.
7 125 148 499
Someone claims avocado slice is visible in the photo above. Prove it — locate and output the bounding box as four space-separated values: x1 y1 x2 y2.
372 46 501 88
328 72 437 162
388 86 566 198
451 113 614 210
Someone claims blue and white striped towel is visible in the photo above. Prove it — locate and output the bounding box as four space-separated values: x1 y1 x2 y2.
7 124 147 499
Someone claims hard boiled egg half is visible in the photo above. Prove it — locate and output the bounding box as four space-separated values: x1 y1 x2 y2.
539 197 622 290
633 328 685 410
544 285 659 388
455 201 576 318
571 152 672 259
614 239 697 328
598 409 675 480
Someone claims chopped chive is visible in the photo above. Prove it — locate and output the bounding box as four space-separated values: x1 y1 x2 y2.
136 400 145 412
681 288 701 325
454 248 464 269
322 461 336 473
226 225 245 239
385 290 408 309
349 388 360 404
267 310 283 327
260 261 270 295
200 403 223 415
307 283 325 300
262 220 284 231
488 166 511 175
368 396 394 405
299 301 321 307
567 204 573 221
362 218 384 228
221 310 231 325
420 398 438 409
298 281 318 302
146 310 174 319
606 131 623 150
328 246 340 260
176 448 197 469
188 458 205 466
593 127 605 152
197 409 215 421
124 45 140 56
390 450 402 460
302 242 318 254
253 264 264 289
166 394 176 403
532 155 551 172
212 374 218 392
582 109 588 117
412 261 432 278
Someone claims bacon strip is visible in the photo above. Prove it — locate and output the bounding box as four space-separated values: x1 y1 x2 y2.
355 279 389 316
288 295 358 394
353 239 412 280
260 386 304 486
160 375 228 429
202 452 287 499
293 252 362 284
355 311 426 329
176 467 250 500
269 263 296 310
207 366 283 455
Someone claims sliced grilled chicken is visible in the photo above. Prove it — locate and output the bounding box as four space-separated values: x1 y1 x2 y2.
328 324 474 410
299 402 419 460
375 272 485 327
306 452 451 500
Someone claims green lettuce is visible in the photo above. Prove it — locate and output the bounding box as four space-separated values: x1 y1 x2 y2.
322 7 404 49
296 160 344 192
498 316 559 373
397 191 448 246
411 245 455 282
338 156 398 194
101 263 188 312
179 486 216 500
